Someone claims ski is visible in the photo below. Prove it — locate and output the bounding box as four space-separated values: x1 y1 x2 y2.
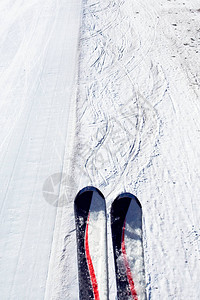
74 186 108 300
111 193 146 300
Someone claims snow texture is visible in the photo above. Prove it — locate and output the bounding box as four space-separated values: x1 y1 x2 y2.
0 0 200 299
48 0 200 299
0 0 81 299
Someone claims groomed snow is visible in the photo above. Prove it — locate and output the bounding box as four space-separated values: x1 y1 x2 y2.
0 0 200 299
0 0 81 299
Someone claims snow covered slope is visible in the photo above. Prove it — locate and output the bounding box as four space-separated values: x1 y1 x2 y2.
0 0 81 299
1 0 200 299
47 0 200 299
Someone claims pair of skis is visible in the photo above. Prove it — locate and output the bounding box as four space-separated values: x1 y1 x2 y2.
74 186 146 300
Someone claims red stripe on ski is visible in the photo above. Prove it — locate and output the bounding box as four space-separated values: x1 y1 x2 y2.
122 219 138 300
85 213 100 300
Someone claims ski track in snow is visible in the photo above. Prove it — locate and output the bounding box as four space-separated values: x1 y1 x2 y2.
1 0 200 299
48 0 200 299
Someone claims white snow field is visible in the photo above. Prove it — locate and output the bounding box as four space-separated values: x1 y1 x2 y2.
0 0 81 299
47 0 200 299
0 0 200 299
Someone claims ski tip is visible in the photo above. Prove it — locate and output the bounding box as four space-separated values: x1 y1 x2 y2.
74 186 105 216
113 193 142 208
75 186 105 200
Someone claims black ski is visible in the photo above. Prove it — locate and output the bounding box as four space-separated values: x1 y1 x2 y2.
74 186 108 300
111 193 146 300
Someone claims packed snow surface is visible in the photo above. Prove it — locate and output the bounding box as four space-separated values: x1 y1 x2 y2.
0 0 81 299
0 0 200 299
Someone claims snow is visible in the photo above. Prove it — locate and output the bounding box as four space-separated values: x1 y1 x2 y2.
0 0 200 299
0 0 81 299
